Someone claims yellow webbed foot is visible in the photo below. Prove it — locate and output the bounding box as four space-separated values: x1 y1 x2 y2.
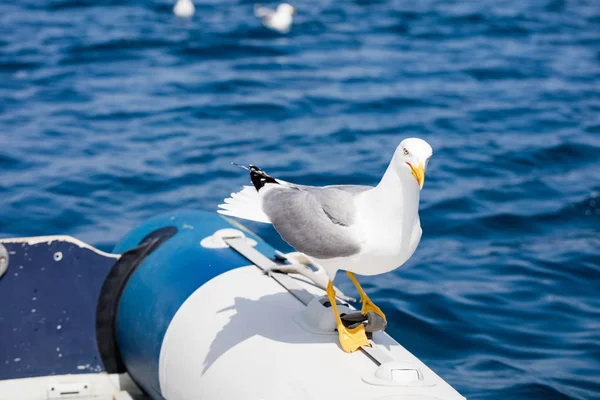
337 323 369 353
326 279 370 353
361 297 387 323
346 271 387 323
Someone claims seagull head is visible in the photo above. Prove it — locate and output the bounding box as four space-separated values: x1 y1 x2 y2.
394 138 433 190
277 3 296 15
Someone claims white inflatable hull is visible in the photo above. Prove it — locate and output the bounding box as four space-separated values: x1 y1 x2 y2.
160 266 464 400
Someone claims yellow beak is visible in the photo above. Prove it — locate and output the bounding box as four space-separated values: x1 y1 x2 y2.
407 162 425 189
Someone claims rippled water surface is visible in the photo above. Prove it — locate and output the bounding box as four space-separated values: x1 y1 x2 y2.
1 0 599 398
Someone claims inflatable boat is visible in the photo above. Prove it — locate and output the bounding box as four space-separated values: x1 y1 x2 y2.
0 210 466 400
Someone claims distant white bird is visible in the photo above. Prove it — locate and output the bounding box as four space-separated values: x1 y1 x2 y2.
174 0 195 18
254 3 296 33
218 138 433 353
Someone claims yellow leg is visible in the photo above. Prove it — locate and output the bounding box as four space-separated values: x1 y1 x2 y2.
346 272 387 323
326 280 369 353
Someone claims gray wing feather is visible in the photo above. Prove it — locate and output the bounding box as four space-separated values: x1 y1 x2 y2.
302 187 362 226
262 185 368 259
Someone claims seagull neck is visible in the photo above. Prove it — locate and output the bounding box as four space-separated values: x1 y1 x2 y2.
376 164 403 190
372 164 420 202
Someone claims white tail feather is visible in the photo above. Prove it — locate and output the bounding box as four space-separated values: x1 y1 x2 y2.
217 185 271 224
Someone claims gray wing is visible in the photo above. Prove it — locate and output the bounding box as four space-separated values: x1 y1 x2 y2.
262 185 371 259
303 185 371 225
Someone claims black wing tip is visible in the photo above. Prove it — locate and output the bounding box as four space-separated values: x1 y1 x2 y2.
248 165 279 191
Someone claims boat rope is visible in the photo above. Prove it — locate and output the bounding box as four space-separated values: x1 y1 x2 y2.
223 235 394 366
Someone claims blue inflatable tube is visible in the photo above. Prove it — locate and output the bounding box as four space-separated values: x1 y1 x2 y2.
107 210 277 399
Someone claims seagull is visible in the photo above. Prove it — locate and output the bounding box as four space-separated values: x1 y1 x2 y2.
254 3 296 33
218 138 433 352
174 0 195 18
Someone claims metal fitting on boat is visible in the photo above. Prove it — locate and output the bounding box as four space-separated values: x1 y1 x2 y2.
0 243 8 279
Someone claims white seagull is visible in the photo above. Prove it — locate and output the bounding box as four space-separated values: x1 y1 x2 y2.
218 138 433 352
174 0 195 18
254 3 296 33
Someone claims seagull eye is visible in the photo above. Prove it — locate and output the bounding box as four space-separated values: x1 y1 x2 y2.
403 148 409 156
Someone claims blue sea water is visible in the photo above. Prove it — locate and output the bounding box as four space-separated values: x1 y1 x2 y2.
1 0 599 398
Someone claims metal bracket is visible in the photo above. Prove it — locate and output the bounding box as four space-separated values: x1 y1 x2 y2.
224 236 316 306
0 243 8 279
341 310 388 333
